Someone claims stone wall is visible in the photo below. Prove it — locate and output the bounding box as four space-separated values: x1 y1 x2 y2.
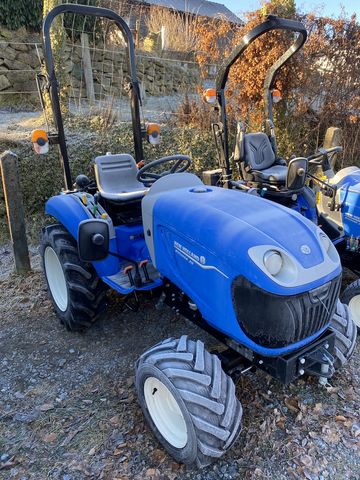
0 26 199 107
0 27 41 103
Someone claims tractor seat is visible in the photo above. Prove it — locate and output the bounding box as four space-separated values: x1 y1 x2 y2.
244 133 287 184
94 153 147 202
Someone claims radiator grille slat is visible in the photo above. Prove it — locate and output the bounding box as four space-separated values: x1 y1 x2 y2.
232 275 341 348
296 278 340 342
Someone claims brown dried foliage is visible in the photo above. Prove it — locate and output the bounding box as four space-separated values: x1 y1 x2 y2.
193 1 360 165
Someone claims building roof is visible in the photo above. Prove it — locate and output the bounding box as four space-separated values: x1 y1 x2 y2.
142 0 241 24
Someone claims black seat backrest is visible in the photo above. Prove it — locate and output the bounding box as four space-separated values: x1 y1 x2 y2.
243 133 276 171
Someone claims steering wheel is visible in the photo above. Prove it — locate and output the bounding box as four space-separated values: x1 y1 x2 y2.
137 155 192 185
307 146 343 165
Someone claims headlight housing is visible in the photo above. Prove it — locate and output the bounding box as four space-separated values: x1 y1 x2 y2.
263 250 283 276
317 228 339 264
248 245 298 285
319 232 330 252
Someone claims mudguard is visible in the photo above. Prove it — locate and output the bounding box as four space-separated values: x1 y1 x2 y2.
45 194 120 276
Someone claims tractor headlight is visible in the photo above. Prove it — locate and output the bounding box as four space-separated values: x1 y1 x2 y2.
249 245 298 285
319 232 330 252
263 250 283 276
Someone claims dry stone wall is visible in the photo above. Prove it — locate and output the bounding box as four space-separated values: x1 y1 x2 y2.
0 27 41 102
0 26 199 107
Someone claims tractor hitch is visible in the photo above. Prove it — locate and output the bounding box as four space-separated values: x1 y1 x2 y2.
252 330 336 384
301 344 335 383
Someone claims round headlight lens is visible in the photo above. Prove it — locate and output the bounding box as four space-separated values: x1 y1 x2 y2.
320 232 330 252
263 250 283 276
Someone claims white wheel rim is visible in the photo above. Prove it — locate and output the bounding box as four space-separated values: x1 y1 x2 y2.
349 294 360 328
144 376 187 449
44 246 68 312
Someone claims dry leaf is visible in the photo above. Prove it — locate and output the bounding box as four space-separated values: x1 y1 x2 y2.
88 447 96 456
276 418 286 430
323 429 340 444
146 468 158 477
109 415 120 426
285 397 299 412
335 415 347 422
300 454 313 468
113 445 127 455
296 410 304 422
152 448 167 463
43 432 57 443
39 403 54 412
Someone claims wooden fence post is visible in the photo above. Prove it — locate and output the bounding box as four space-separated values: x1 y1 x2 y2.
0 151 31 275
324 126 342 149
161 25 168 51
81 33 95 105
323 127 342 170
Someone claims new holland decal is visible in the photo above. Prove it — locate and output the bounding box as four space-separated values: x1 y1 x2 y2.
174 241 228 278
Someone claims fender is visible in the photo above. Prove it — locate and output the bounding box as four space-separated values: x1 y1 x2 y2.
45 194 120 276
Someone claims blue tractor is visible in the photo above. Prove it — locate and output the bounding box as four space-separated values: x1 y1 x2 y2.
35 6 356 468
309 153 360 330
203 15 360 332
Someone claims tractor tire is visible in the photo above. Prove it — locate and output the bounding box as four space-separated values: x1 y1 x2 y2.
40 224 107 331
135 335 242 468
341 279 360 331
329 300 357 370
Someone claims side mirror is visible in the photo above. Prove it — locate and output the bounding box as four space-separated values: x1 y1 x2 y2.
31 129 49 154
286 157 308 191
203 88 217 105
78 219 110 262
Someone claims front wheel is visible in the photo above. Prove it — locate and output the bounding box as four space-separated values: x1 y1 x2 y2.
329 300 357 370
341 279 360 331
135 336 242 468
40 224 107 331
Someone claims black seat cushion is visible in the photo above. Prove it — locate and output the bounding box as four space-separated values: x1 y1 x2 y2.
253 165 288 184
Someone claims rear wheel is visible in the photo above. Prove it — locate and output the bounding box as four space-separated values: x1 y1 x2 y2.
40 224 107 331
329 300 357 370
341 279 360 331
135 335 242 468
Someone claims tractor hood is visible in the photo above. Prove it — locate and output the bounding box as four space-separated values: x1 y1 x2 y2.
332 166 360 191
143 174 340 296
332 166 360 238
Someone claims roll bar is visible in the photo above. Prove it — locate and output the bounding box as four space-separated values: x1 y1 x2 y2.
214 15 307 183
42 4 144 190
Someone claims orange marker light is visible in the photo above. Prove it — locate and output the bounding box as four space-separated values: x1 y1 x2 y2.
203 88 217 105
31 129 49 154
146 123 161 145
272 89 282 104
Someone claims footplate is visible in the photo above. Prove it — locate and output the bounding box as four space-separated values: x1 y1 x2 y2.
104 261 162 293
108 262 160 289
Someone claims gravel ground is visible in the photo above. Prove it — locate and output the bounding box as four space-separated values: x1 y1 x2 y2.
0 246 359 480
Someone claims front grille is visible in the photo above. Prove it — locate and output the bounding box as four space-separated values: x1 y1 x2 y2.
232 275 341 348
